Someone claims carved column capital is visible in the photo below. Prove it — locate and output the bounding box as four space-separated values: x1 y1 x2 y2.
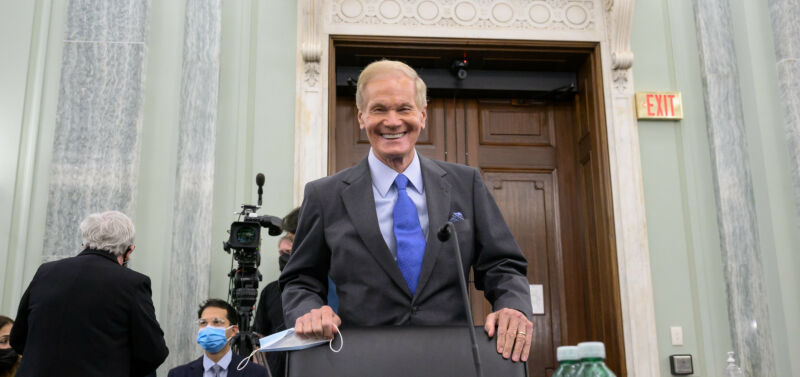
605 0 635 93
301 0 322 63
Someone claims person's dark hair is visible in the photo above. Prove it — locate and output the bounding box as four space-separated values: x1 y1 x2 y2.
197 299 238 326
0 315 12 329
282 207 300 235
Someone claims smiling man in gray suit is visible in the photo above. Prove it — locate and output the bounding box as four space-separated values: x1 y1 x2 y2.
280 60 534 362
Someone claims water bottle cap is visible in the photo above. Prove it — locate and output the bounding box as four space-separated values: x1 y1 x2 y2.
556 346 580 361
577 341 606 359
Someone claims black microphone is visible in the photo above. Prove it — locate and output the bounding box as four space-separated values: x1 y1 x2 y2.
438 221 483 377
255 173 265 206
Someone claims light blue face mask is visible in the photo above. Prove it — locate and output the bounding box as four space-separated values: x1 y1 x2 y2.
258 327 343 352
235 326 344 372
197 326 232 353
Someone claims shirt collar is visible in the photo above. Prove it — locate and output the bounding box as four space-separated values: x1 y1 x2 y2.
368 148 424 197
203 348 232 372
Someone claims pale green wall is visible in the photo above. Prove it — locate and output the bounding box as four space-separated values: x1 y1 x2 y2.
1 0 68 314
634 2 729 376
0 0 297 333
136 0 298 320
210 0 298 301
633 0 799 376
0 0 37 312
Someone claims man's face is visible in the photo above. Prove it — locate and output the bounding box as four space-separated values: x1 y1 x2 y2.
358 73 426 169
278 237 293 255
199 307 237 340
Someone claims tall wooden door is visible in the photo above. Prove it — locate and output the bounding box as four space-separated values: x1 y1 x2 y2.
333 95 579 377
462 98 578 377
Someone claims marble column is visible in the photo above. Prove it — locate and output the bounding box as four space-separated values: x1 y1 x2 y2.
767 0 800 230
163 0 222 369
43 0 149 261
693 1 776 376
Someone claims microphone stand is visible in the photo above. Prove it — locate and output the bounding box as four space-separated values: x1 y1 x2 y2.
438 222 484 377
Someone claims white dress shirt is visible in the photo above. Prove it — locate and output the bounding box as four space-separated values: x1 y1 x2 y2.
202 348 232 377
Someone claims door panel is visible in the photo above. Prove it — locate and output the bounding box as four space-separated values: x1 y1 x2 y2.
466 99 574 377
477 101 555 147
484 171 560 377
571 53 625 375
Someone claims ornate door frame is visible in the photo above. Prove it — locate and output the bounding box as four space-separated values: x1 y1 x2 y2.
292 1 657 375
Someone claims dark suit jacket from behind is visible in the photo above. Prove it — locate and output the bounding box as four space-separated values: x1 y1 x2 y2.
10 249 169 377
281 155 532 327
166 352 267 377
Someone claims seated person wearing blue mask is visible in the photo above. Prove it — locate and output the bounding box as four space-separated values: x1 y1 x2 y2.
168 299 266 377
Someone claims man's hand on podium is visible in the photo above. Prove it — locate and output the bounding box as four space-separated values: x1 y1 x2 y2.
294 305 341 339
484 308 533 362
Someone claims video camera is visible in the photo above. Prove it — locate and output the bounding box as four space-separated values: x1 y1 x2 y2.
222 173 282 356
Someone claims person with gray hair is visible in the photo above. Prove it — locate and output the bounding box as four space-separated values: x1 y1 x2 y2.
10 210 169 377
80 210 137 263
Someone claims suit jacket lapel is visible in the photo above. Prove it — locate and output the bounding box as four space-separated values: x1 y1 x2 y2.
229 353 243 376
188 356 203 376
414 156 450 301
341 158 412 297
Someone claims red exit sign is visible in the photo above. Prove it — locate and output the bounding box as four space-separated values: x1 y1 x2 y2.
635 92 683 119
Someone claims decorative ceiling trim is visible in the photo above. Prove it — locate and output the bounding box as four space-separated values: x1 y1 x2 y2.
330 0 598 31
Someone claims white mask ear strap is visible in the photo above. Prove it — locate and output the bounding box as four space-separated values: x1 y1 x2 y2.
237 348 260 371
329 324 343 352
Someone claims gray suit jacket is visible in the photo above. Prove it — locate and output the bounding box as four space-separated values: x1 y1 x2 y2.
280 155 532 327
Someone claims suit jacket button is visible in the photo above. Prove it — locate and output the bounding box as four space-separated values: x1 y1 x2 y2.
411 306 418 315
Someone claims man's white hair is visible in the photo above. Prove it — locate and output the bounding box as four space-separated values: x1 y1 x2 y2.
355 59 427 111
79 211 135 256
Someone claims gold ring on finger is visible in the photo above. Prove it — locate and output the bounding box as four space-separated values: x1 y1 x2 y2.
517 331 526 336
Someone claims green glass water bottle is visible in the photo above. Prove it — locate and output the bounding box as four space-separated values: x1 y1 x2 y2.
553 346 581 377
576 341 617 377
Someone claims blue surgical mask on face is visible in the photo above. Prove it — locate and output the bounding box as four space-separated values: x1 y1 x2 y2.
197 326 232 353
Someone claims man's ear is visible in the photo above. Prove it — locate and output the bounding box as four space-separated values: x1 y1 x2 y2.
357 111 366 129
420 106 427 129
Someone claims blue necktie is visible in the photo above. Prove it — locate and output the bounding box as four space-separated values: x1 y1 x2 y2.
393 174 426 295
